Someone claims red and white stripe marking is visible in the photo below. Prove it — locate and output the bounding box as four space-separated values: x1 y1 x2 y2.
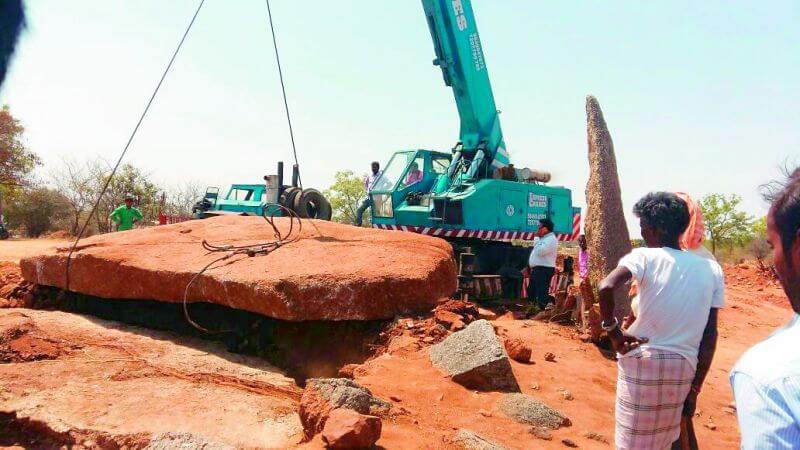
373 214 581 242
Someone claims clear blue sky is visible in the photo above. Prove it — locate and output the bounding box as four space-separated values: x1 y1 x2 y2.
1 1 798 235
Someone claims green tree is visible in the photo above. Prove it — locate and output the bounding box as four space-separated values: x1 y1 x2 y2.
748 216 771 268
324 170 367 226
50 157 101 235
6 187 71 237
699 193 754 255
0 105 41 205
751 216 767 238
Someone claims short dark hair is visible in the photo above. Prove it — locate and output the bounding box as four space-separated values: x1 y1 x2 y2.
371 161 380 167
0 0 25 88
632 192 690 240
539 218 554 232
770 168 800 259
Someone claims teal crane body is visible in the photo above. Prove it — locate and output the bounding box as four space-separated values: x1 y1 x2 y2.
370 0 580 245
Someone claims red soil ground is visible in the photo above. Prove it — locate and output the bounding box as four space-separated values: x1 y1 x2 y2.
0 251 792 449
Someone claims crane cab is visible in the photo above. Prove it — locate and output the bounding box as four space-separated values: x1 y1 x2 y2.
369 149 452 226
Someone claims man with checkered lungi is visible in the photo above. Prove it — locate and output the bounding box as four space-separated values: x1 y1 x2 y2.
598 192 724 449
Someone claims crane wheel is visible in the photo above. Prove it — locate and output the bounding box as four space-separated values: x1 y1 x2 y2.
293 188 332 220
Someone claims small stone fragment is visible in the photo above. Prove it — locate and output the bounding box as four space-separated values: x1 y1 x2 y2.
477 307 498 320
503 337 532 363
435 309 466 331
528 427 552 440
562 438 578 448
544 352 556 362
584 431 609 444
561 390 574 401
498 393 570 429
337 364 359 379
452 429 508 450
321 408 382 449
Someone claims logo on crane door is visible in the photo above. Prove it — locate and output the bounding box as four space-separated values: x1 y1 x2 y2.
452 0 468 31
505 205 515 216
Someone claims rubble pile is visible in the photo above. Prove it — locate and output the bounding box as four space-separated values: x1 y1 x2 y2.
0 262 32 308
298 377 390 440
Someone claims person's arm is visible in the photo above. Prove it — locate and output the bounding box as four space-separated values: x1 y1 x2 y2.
683 308 719 417
598 265 647 354
532 235 557 260
109 207 120 224
732 373 800 449
132 207 143 222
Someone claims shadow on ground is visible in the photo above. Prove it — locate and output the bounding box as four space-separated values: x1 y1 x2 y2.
28 285 391 384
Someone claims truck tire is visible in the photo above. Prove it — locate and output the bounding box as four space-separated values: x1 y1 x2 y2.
293 188 332 220
279 187 301 209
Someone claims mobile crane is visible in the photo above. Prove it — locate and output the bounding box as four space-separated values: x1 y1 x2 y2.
370 0 580 272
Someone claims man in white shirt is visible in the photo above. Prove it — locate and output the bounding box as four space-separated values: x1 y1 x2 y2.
355 161 381 227
527 218 558 309
598 192 724 449
731 168 800 449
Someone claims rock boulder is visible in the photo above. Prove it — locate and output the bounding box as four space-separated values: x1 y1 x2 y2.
429 319 519 392
498 393 570 429
20 216 457 321
299 378 390 440
321 408 382 449
503 338 531 363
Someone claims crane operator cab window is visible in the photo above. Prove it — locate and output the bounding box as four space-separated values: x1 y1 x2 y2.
432 156 450 175
399 156 425 189
373 151 414 192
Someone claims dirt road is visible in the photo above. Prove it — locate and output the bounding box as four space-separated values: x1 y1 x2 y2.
0 239 68 263
0 257 792 448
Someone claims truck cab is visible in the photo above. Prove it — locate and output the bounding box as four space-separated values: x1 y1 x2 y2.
194 183 280 218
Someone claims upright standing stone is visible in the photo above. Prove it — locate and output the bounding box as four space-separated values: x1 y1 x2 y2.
584 95 632 321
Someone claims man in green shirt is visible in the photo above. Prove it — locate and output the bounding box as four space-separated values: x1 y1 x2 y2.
109 194 143 231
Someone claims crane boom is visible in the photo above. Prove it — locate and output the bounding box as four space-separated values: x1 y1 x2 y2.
422 0 508 174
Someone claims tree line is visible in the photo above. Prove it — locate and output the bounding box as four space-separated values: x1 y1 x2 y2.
0 102 773 263
1 105 200 237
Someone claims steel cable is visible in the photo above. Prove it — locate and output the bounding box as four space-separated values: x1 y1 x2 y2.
181 204 303 333
64 0 206 290
264 0 302 189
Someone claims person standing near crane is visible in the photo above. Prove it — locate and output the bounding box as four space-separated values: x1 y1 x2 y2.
109 194 143 232
527 218 558 309
355 161 381 227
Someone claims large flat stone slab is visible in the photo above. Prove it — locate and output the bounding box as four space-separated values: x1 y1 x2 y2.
20 216 457 321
